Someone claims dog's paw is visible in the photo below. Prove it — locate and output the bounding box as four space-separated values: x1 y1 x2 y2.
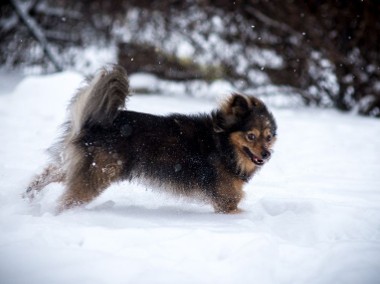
215 207 243 214
22 187 36 201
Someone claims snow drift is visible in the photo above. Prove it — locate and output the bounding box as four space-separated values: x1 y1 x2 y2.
0 72 380 284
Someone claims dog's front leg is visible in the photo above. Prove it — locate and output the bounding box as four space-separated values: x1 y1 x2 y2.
212 179 245 214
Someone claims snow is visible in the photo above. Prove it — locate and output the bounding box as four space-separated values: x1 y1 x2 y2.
129 73 236 102
1 71 380 284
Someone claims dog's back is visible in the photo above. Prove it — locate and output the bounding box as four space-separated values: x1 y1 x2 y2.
105 111 219 195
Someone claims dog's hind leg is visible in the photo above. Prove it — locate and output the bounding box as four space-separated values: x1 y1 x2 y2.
57 151 122 213
24 164 65 200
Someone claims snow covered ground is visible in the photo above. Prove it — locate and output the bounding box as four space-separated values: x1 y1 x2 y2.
0 71 380 284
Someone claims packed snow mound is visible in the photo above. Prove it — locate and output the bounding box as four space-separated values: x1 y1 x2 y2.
0 72 380 284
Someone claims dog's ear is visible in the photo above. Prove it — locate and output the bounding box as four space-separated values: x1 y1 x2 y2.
212 111 225 133
213 94 251 132
230 94 250 117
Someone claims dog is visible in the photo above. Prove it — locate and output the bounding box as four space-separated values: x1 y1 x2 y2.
25 65 277 213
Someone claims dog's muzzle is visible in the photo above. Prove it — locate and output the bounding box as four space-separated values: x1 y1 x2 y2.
243 147 270 166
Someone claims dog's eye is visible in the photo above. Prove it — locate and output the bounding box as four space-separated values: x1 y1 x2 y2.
246 133 256 141
266 135 272 142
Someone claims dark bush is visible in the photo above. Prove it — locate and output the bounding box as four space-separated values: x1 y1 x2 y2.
1 0 379 116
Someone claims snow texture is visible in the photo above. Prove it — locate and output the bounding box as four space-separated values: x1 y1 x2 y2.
0 72 380 284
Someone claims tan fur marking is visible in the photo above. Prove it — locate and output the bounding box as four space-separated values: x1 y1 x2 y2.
212 172 245 213
249 96 264 107
263 128 277 147
58 150 122 212
230 132 256 174
247 129 260 139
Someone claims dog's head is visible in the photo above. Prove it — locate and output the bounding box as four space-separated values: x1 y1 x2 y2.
213 93 277 173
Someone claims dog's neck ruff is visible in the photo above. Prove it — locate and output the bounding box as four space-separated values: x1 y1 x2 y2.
213 133 251 183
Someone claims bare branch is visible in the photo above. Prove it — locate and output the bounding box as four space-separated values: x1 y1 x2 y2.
9 0 63 71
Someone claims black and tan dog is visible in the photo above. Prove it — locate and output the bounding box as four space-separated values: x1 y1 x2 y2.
25 66 277 213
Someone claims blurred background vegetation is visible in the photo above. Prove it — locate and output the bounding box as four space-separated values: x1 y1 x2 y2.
1 0 379 117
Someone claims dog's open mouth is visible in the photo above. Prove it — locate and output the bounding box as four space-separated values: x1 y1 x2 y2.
243 147 265 166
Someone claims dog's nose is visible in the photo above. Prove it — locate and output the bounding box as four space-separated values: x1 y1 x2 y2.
261 150 271 159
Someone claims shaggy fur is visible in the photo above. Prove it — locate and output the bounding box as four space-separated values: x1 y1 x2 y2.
25 65 277 213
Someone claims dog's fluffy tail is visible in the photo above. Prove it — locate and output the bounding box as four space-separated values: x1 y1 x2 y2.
70 65 129 135
48 65 129 165
26 66 129 200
